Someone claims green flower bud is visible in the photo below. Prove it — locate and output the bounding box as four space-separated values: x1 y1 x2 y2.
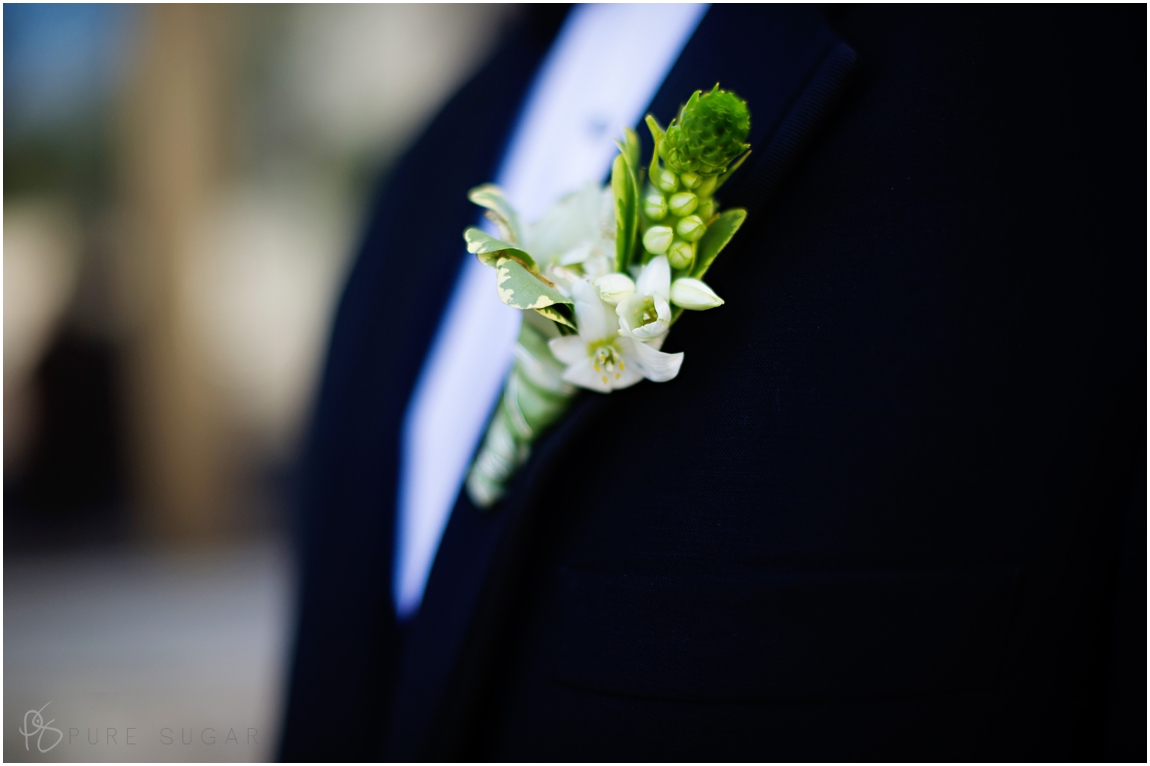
680 172 701 190
668 192 698 217
643 192 668 221
667 238 695 270
696 174 717 197
676 214 706 243
642 225 674 255
659 84 750 176
696 197 715 221
654 168 679 193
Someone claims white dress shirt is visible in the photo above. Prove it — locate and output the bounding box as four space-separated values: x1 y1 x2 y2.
394 3 709 619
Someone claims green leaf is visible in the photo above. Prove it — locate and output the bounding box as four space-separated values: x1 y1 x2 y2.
692 208 746 279
465 227 535 269
495 257 571 310
614 127 641 178
610 130 642 273
645 114 665 179
467 184 524 244
644 114 665 145
611 153 639 273
533 304 577 332
716 149 752 189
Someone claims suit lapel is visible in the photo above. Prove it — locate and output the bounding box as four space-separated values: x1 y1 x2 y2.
386 5 857 758
279 10 573 760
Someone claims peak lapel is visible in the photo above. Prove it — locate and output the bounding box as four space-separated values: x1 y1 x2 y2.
386 6 857 759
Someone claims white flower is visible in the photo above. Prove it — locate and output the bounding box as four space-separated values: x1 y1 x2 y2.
593 273 635 304
616 255 672 341
669 277 724 310
525 182 616 278
548 280 683 393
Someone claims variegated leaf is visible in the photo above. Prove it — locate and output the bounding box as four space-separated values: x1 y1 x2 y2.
611 153 639 273
614 127 642 181
495 257 571 310
533 304 577 332
465 227 535 269
467 184 524 244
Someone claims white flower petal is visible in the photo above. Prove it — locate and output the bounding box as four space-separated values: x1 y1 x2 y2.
621 337 684 382
525 181 603 263
570 280 615 341
558 242 594 266
601 301 621 337
581 250 614 278
629 318 669 340
570 278 599 305
615 293 644 336
575 301 612 343
616 292 669 340
636 254 671 298
609 362 644 390
548 335 586 365
562 357 612 393
594 273 636 304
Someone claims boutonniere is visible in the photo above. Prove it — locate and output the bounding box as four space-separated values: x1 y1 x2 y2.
465 85 751 507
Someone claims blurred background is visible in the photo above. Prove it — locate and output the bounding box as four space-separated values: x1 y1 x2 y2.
4 4 519 760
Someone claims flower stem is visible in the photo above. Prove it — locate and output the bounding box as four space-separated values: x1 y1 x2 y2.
466 312 577 507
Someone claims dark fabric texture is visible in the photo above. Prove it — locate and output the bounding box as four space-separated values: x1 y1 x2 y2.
384 7 857 761
280 4 1146 761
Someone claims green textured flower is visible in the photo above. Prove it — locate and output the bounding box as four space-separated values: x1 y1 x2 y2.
660 85 750 176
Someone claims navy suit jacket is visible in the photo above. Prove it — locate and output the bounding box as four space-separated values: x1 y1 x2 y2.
280 5 1145 760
